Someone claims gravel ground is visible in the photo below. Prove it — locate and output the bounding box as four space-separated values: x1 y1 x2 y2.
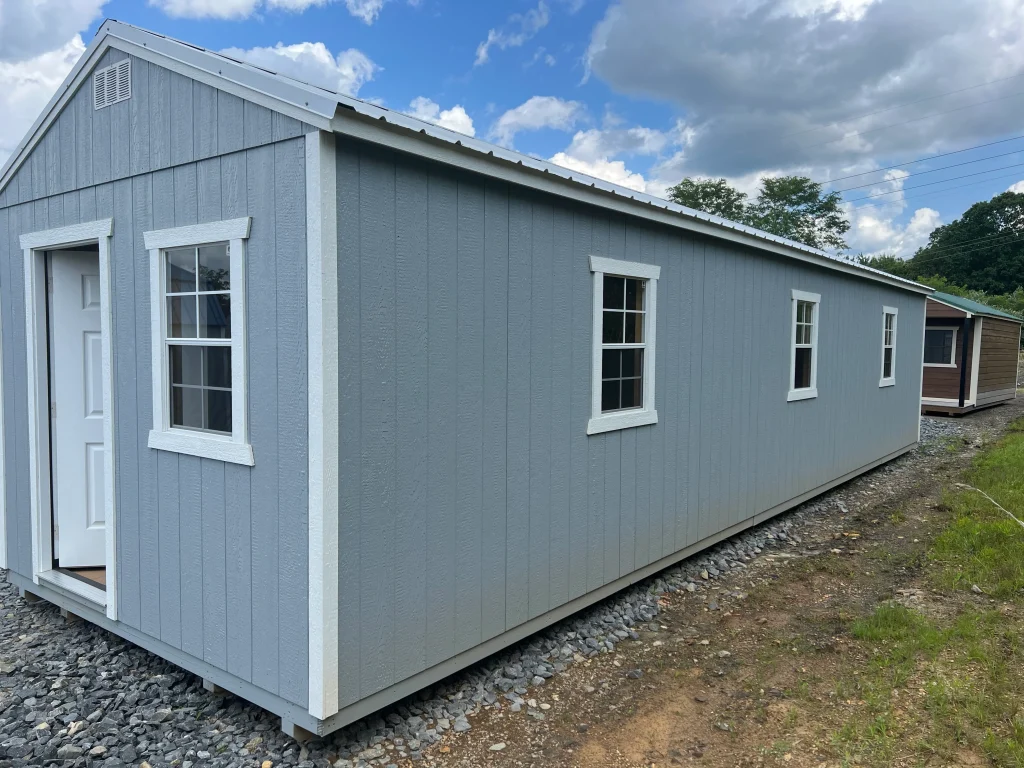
0 415 979 768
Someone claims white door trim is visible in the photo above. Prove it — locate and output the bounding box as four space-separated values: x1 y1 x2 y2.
20 219 118 620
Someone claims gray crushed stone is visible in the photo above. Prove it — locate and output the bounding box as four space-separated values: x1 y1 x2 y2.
0 416 971 767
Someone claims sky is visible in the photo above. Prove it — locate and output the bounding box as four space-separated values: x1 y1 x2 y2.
2 0 1024 258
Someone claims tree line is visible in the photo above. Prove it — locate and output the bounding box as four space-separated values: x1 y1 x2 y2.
669 176 1024 317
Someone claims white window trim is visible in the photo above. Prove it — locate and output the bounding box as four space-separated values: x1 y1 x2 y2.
788 289 820 402
143 217 254 466
879 305 898 387
923 325 958 368
587 255 660 435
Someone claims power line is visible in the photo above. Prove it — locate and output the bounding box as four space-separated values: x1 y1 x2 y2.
843 161 1024 203
783 72 1024 141
843 168 1024 212
909 230 1023 259
907 232 1024 269
825 134 1024 184
805 90 1024 151
833 148 1024 193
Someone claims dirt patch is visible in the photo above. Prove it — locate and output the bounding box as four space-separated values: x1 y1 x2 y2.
425 400 1024 768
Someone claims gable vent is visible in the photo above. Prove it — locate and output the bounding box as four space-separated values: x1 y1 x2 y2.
93 60 131 110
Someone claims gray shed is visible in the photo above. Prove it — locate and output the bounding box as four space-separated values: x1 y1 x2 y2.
0 20 932 737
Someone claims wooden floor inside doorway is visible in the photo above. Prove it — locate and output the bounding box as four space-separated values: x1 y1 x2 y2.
63 567 106 590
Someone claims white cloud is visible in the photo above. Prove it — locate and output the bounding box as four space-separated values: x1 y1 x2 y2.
549 153 648 192
0 0 105 62
848 206 941 258
152 0 394 21
475 1 550 66
0 36 86 167
1009 180 1024 194
406 97 476 137
221 42 379 96
149 0 262 18
342 0 385 23
490 96 584 146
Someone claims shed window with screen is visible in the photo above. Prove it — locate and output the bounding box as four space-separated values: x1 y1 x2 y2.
143 218 254 466
788 290 820 402
923 327 957 366
588 256 660 435
879 306 898 387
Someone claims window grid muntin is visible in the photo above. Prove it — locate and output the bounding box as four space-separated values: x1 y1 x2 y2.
882 311 897 380
164 243 233 436
793 298 816 391
600 274 648 413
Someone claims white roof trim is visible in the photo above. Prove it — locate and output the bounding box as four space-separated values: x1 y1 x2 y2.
0 20 933 297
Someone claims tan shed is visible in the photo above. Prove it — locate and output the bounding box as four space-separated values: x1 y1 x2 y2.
921 292 1022 415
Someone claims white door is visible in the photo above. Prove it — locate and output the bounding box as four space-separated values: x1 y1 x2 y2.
49 249 106 568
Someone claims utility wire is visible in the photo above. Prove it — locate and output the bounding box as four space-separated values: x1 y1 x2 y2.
901 229 1024 260
833 148 1024 194
843 161 1024 202
783 72 1024 140
843 169 1024 212
825 134 1024 184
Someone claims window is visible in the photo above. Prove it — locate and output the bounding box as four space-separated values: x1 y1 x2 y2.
923 327 957 367
144 218 254 466
788 290 820 402
879 306 898 387
588 255 660 435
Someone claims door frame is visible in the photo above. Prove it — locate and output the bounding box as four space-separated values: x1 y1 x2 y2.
20 219 118 620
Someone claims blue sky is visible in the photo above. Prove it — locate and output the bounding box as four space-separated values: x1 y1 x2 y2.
3 0 1024 258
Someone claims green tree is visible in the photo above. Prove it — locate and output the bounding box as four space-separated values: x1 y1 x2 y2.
902 192 1024 295
746 176 850 251
667 177 748 221
857 252 914 279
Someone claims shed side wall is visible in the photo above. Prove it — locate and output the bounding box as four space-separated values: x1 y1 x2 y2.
334 138 925 708
977 318 1020 400
0 55 309 709
922 318 972 401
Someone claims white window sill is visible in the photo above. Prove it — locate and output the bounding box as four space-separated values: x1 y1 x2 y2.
787 387 818 402
923 363 956 368
587 409 658 435
879 378 896 388
148 429 255 466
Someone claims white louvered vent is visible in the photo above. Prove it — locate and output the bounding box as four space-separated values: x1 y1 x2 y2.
93 60 131 110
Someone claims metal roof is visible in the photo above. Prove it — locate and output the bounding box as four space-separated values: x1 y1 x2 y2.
1 19 934 296
929 292 1023 323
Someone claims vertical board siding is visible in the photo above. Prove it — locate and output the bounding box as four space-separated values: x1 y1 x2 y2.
0 129 309 708
335 139 925 707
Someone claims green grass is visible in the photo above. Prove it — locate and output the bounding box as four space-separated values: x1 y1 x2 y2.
931 421 1024 598
832 419 1024 766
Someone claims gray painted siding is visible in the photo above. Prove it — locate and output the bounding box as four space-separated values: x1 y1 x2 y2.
0 47 315 208
0 56 310 709
335 138 924 708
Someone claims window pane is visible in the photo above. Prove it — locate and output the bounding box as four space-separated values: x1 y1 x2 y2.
883 347 893 379
603 311 624 343
171 385 203 429
601 380 620 412
205 389 232 433
205 346 232 389
624 312 644 344
199 294 231 339
603 275 625 310
620 377 643 409
602 349 621 379
621 348 643 378
924 330 953 364
625 278 645 311
168 295 198 338
794 347 813 389
167 248 196 292
169 344 202 386
198 244 230 291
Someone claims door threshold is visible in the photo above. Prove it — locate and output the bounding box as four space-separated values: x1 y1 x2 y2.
37 569 107 608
